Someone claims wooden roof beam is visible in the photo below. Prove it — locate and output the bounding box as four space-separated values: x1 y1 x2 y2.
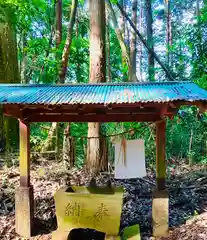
3 105 23 119
24 113 162 123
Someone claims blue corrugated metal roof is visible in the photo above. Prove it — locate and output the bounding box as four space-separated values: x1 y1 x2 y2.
0 81 207 105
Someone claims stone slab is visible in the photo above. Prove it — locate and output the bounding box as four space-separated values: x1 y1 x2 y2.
15 186 34 238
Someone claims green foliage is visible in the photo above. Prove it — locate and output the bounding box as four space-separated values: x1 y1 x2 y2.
167 107 207 163
2 0 207 167
30 123 50 152
111 0 118 4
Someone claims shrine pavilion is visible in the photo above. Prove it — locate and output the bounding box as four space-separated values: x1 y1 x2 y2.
0 81 207 238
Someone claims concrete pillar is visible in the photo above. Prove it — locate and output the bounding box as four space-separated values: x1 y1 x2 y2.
152 190 169 237
15 121 34 238
15 186 34 238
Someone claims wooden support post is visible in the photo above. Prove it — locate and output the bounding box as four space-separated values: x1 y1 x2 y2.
15 121 34 238
152 119 168 237
156 119 166 190
19 121 30 187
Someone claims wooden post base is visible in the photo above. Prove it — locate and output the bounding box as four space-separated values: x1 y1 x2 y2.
15 186 34 238
152 190 169 237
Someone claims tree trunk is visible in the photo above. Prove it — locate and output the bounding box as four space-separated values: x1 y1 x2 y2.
145 0 155 81
75 8 81 81
87 0 107 174
106 8 111 82
106 0 136 81
43 0 63 156
117 2 175 81
55 0 64 161
119 0 125 38
0 105 4 153
63 124 75 169
119 0 128 81
137 0 143 81
44 0 78 160
0 8 20 156
56 0 62 48
42 122 57 152
20 33 27 84
165 0 172 67
130 0 138 82
59 0 78 82
57 0 78 161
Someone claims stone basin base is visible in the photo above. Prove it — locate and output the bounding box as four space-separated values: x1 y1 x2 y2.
52 230 121 240
52 186 123 239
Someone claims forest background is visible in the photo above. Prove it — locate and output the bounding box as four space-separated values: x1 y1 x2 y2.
1 0 207 171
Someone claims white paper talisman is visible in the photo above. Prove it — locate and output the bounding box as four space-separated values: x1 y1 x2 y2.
114 139 146 179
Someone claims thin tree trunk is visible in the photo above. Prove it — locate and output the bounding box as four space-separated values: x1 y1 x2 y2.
56 0 62 48
188 129 193 165
117 2 175 81
120 0 128 81
43 0 63 155
59 0 78 82
165 0 172 67
63 122 75 168
137 0 143 81
75 7 81 80
20 33 27 84
106 9 111 82
58 0 77 162
130 0 138 82
119 0 125 38
44 1 78 160
145 0 155 81
55 0 63 160
42 122 57 152
106 0 136 81
87 0 107 174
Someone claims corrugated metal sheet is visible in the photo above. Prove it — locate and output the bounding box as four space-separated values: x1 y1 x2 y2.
0 81 207 105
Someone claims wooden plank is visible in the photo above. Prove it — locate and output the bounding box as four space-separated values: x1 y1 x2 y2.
156 120 166 190
19 121 30 187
